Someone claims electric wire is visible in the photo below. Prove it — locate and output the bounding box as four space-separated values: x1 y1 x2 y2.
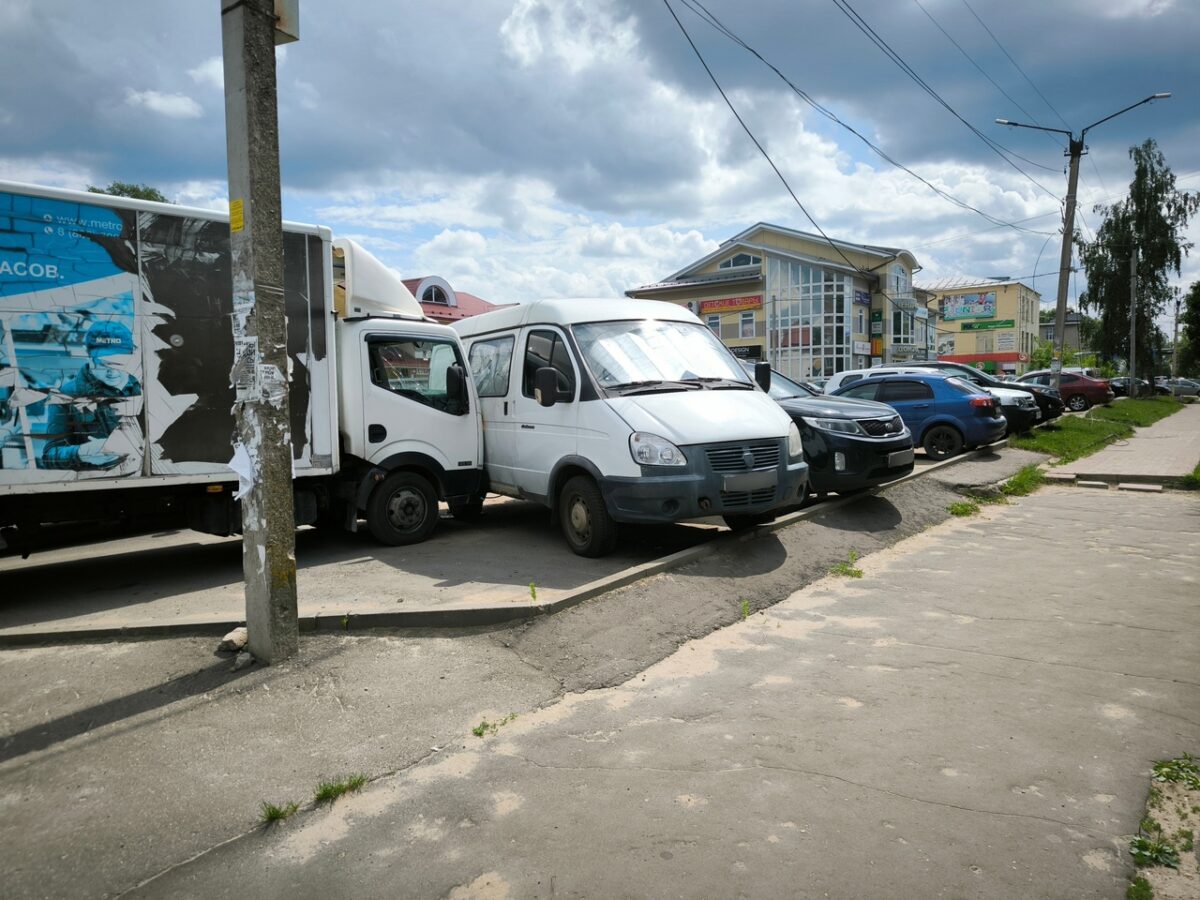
960 0 1071 131
677 0 1057 238
912 0 1063 150
663 0 992 340
829 0 1063 200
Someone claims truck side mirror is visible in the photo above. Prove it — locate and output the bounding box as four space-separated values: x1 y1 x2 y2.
446 363 466 402
754 361 771 392
534 367 559 407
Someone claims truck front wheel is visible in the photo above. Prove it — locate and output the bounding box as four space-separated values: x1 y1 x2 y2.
366 472 439 546
558 475 618 557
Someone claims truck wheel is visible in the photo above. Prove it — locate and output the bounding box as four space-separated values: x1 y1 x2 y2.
922 425 963 461
366 472 439 546
448 495 485 521
558 475 618 557
723 512 776 532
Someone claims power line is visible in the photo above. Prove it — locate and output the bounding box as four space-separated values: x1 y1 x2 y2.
662 0 973 339
829 0 1064 201
675 0 1056 238
960 0 1071 131
912 0 1062 150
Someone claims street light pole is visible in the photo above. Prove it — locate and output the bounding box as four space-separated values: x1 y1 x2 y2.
996 92 1170 396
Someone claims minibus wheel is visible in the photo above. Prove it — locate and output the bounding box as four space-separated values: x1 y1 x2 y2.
559 475 618 557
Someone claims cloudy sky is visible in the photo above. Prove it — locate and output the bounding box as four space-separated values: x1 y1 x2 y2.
1 0 1196 317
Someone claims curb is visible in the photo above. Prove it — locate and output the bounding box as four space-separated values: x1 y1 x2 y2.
0 439 1010 647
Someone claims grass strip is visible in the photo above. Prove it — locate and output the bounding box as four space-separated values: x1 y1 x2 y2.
1010 397 1184 465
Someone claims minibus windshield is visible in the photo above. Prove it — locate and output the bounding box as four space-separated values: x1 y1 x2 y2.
574 319 752 393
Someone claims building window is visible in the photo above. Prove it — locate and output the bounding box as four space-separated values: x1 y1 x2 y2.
856 307 866 335
740 311 756 339
720 253 762 269
890 263 909 296
706 314 720 335
422 286 449 305
892 309 914 344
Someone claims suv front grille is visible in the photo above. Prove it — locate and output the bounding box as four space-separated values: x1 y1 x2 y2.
857 415 904 437
705 443 780 473
720 487 777 508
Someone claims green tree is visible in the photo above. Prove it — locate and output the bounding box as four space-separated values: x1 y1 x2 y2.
1177 280 1200 376
1029 337 1054 369
87 181 171 203
1077 139 1199 386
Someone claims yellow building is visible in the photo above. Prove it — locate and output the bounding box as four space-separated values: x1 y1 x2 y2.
626 223 934 382
918 277 1041 376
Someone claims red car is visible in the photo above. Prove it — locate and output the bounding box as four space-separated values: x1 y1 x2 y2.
1016 371 1115 411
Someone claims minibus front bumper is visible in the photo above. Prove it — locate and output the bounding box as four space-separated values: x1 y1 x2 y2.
597 439 809 524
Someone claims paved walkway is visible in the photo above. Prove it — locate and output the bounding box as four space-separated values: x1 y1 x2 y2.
1056 401 1200 483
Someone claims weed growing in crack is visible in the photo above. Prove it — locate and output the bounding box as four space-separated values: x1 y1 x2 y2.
947 500 980 517
1130 835 1180 868
529 581 537 601
1154 753 1200 790
1126 876 1152 900
313 774 367 805
829 550 862 578
260 800 300 825
741 599 750 620
472 713 518 738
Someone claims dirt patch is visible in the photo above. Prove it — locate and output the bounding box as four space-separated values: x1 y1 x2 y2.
1133 759 1200 900
495 449 1045 693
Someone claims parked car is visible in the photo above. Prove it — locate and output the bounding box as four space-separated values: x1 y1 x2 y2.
1016 370 1114 410
825 366 1040 435
806 377 830 393
1161 378 1200 398
874 360 1065 422
743 364 914 497
1109 377 1152 397
831 373 1007 460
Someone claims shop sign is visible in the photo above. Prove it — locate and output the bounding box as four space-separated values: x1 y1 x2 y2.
853 290 871 306
870 338 884 356
996 332 1016 351
699 295 762 314
870 320 883 336
870 309 883 322
852 340 871 355
942 291 996 320
960 318 1015 331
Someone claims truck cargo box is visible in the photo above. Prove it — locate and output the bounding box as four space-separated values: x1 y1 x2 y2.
0 183 336 494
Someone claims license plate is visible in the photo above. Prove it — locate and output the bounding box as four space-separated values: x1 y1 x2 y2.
887 448 914 468
723 470 777 492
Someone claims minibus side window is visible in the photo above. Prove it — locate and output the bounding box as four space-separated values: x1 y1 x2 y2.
522 330 575 399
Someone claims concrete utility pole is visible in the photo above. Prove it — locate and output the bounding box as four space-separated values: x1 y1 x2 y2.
996 92 1170 397
220 0 299 663
1171 287 1181 379
1130 248 1138 394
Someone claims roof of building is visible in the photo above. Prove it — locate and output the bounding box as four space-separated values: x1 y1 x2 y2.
916 275 1039 294
401 277 510 321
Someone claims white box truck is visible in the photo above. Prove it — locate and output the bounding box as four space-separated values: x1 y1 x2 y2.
0 182 483 556
454 298 809 556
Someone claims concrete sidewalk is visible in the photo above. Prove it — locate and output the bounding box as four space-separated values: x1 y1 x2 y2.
127 487 1200 899
1055 400 1200 484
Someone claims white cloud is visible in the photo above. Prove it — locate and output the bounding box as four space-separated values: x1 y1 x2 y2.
187 57 224 90
124 88 203 119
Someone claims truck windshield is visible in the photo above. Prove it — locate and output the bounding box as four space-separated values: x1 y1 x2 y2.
573 320 752 392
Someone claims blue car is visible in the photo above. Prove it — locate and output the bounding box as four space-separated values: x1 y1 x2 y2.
831 372 1006 460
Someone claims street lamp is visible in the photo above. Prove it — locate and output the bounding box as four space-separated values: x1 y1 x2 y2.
996 92 1171 395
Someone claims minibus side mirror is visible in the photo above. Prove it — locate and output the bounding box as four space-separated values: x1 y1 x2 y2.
534 367 559 407
754 361 771 392
446 363 466 402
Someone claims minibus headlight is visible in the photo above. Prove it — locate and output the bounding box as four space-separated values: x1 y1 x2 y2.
787 422 804 459
630 432 687 467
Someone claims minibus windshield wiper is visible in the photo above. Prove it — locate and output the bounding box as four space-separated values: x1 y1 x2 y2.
680 377 754 390
607 380 703 395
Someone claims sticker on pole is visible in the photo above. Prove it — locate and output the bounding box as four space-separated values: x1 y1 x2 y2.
229 199 245 234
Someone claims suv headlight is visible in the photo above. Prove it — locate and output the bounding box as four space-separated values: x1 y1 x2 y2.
630 432 686 467
787 421 804 459
802 417 865 436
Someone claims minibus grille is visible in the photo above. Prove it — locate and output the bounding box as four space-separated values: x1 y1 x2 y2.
705 442 780 473
720 487 777 508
